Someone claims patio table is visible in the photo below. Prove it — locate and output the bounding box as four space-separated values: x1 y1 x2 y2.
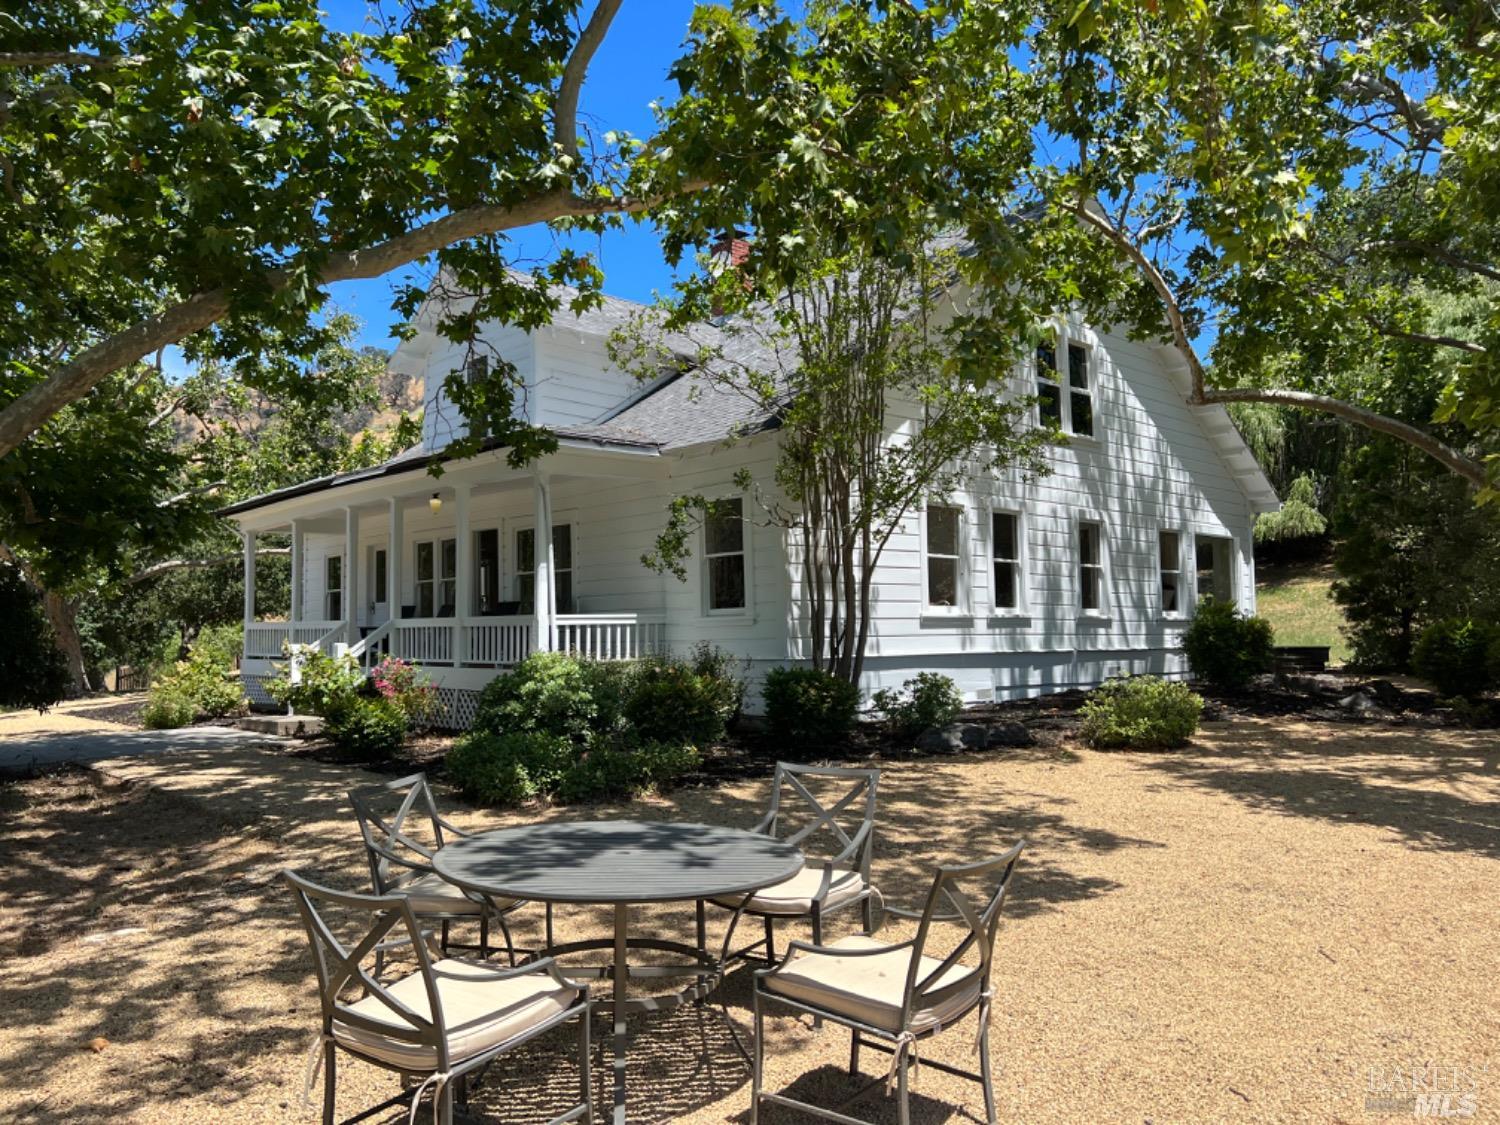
432 819 804 1124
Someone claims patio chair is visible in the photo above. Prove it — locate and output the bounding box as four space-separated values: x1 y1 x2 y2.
348 772 526 968
710 763 880 967
749 841 1024 1125
284 870 592 1125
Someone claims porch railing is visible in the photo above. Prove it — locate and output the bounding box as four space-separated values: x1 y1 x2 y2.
391 619 455 665
244 620 342 660
465 617 534 666
555 613 667 660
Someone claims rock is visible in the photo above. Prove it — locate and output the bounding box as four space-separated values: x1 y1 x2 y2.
1365 679 1406 708
1338 690 1378 713
915 725 965 753
88 1037 110 1053
985 721 1034 748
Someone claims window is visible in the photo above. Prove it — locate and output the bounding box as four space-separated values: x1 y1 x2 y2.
704 499 746 612
1195 535 1236 605
465 355 489 385
1078 521 1105 614
414 538 456 617
1158 531 1182 614
925 505 962 608
991 510 1022 612
475 529 500 612
515 524 574 612
1035 334 1095 437
325 554 342 621
373 548 387 605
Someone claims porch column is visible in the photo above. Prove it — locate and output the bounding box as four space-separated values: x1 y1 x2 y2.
533 471 553 652
388 497 404 645
453 483 471 664
343 506 359 644
289 520 305 622
241 529 256 629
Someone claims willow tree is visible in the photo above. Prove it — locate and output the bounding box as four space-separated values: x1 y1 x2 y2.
616 234 1050 683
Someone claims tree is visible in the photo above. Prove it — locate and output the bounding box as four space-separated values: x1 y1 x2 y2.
0 0 708 460
0 557 72 711
618 230 1050 683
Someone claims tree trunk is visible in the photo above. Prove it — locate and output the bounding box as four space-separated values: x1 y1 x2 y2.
43 591 90 693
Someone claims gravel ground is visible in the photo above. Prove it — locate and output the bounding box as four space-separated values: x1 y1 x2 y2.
1 718 1496 1123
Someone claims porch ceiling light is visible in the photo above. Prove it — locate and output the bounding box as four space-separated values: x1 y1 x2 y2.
429 492 442 514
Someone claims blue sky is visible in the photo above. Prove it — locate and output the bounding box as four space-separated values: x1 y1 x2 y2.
326 0 706 353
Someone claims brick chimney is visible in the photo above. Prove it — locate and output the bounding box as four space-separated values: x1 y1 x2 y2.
710 229 751 272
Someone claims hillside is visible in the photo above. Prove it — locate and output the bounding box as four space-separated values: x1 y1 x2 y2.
1256 557 1351 665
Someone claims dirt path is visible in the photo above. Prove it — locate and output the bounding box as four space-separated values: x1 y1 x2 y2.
1 719 1496 1123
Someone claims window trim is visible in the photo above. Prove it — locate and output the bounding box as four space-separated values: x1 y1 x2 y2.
1032 319 1100 442
920 501 970 617
984 502 1030 619
1074 514 1110 620
1158 527 1187 620
701 495 752 618
1191 530 1238 610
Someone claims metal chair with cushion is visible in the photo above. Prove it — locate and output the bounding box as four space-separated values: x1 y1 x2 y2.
284 870 592 1125
348 772 526 968
750 841 1025 1125
712 763 880 967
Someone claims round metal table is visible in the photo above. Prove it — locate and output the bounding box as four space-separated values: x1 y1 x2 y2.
433 819 804 1123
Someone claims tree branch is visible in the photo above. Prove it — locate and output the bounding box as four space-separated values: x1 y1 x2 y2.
0 51 143 68
126 547 289 586
554 0 622 160
1365 319 1487 355
1363 239 1500 284
1200 386 1486 488
0 180 705 461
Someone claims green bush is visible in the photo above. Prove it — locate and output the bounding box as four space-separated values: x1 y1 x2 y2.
556 741 702 804
1181 598 1276 690
141 646 244 728
575 659 639 740
1412 618 1498 699
872 672 964 738
323 694 408 758
625 658 727 746
447 730 580 805
762 667 860 745
686 641 747 725
266 648 364 716
0 561 73 713
473 652 596 739
1079 676 1203 750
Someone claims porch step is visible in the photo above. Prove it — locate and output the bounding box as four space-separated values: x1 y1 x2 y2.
238 714 324 738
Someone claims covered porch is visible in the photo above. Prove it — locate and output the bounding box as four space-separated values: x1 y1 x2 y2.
234 443 672 684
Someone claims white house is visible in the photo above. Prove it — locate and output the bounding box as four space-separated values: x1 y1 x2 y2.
223 277 1277 727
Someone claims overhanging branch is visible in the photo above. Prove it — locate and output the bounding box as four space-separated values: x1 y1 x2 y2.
126 547 289 586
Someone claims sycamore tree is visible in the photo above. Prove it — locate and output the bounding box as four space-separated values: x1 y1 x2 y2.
0 0 708 461
615 234 1050 682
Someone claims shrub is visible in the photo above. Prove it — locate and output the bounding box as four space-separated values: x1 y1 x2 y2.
1181 598 1275 690
762 667 860 746
473 652 596 739
1079 676 1203 750
266 648 364 716
625 657 726 746
447 731 580 805
1412 618 1498 699
685 641 747 726
191 622 244 667
575 659 639 740
0 561 73 713
556 741 702 804
371 656 440 729
142 646 244 728
872 672 964 738
323 695 408 758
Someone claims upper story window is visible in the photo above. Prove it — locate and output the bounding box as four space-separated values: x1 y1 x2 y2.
1035 335 1096 438
1159 530 1183 615
991 510 1023 613
925 505 962 608
1078 520 1106 615
704 499 747 612
465 355 489 384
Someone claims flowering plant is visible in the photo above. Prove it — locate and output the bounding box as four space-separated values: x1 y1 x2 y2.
372 656 440 729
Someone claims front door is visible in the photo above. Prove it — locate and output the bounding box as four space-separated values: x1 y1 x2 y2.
368 546 389 627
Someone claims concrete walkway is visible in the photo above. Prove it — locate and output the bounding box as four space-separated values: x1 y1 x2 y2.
0 695 282 774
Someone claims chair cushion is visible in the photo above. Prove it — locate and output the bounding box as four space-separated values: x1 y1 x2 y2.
763 934 982 1033
711 865 868 916
395 872 517 916
333 958 577 1069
